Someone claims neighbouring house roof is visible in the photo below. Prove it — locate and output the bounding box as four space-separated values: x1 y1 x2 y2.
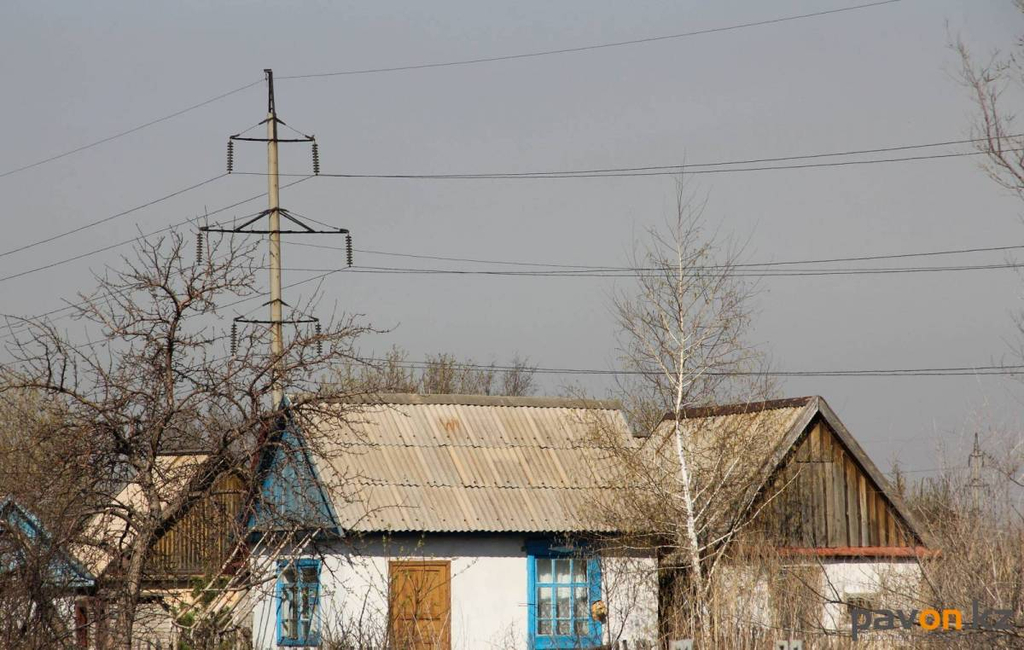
0 496 95 589
75 453 208 577
267 393 633 534
658 395 927 547
74 453 251 580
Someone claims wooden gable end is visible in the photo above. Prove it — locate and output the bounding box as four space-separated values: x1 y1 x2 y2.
759 416 918 550
146 472 246 579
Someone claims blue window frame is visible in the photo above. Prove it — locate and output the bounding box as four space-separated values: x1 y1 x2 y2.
276 558 321 647
527 541 602 649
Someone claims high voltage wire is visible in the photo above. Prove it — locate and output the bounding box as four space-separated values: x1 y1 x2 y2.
1 135 1009 289
251 147 1005 181
279 0 902 80
0 80 263 180
4 266 1019 378
0 2 902 180
5 313 1021 378
0 177 313 286
253 134 1014 181
1 132 1010 271
295 241 1024 269
0 173 227 260
0 248 240 345
277 262 1024 277
8 233 1024 344
287 240 1024 277
6 133 1006 268
360 357 1024 378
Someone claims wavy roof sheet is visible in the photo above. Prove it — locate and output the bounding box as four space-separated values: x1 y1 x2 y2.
307 394 632 533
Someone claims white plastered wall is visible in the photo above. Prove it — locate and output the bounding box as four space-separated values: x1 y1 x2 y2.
819 559 923 632
601 553 659 646
713 557 924 637
250 533 658 650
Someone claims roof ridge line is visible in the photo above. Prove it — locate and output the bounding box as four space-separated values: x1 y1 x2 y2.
661 396 817 421
324 392 622 410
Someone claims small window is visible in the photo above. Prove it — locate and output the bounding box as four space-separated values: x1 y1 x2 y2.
528 543 602 649
277 558 321 646
843 592 879 627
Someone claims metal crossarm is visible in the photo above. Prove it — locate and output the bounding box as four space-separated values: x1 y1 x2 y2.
200 209 349 235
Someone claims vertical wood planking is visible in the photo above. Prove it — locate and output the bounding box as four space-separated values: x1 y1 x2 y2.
809 424 825 546
844 457 859 546
830 432 846 547
147 473 245 576
866 481 878 546
762 418 921 551
819 426 832 546
876 492 887 546
796 433 813 547
858 474 868 545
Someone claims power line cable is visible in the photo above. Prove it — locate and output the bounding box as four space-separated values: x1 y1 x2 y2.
0 177 312 285
6 308 1020 379
15 233 1024 336
4 262 1020 379
254 147 1011 181
292 240 1024 270
12 227 1024 349
0 173 227 260
274 261 1024 278
279 1 901 80
0 79 263 180
373 357 1024 378
8 132 1011 265
899 466 963 474
295 134 1016 182
0 2 906 181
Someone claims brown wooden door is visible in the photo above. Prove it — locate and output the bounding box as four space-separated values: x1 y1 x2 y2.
389 561 451 650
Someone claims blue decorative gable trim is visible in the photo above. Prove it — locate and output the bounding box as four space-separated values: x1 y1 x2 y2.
248 404 340 536
0 496 95 589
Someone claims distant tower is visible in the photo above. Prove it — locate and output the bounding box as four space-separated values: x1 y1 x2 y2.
969 433 984 513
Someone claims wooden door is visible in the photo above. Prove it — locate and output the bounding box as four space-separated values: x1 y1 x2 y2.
389 561 451 650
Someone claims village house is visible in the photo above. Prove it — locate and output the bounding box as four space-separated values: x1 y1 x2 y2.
240 393 929 649
67 393 930 648
245 393 660 650
667 396 930 639
0 496 95 648
71 453 250 649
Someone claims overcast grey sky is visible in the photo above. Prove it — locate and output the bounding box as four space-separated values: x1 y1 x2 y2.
2 0 1023 475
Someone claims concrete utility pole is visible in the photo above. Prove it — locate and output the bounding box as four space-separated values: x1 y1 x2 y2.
208 68 350 409
265 68 285 407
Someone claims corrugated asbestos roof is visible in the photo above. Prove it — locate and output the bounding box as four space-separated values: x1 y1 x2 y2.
655 396 927 544
306 394 633 533
645 398 813 524
676 398 812 481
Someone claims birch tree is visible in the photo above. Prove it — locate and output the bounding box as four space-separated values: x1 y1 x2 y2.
591 179 772 643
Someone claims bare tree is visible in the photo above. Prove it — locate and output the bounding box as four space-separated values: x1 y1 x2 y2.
956 2 1024 199
582 179 772 644
0 494 91 650
333 346 537 396
934 9 1024 643
1 230 373 648
895 433 1024 647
